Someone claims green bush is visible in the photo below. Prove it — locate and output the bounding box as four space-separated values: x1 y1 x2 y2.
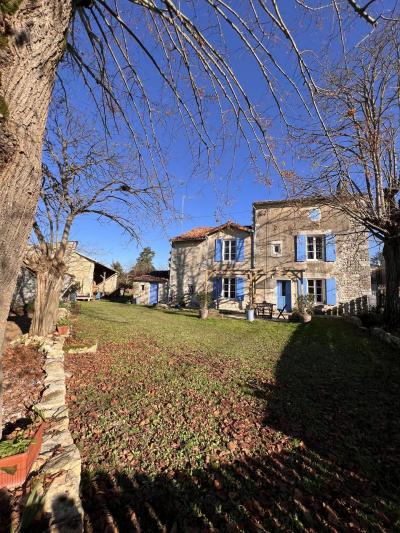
294 294 315 315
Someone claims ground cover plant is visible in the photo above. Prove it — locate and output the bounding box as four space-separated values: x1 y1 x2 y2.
64 302 400 531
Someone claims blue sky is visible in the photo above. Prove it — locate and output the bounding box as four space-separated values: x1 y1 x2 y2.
53 1 391 269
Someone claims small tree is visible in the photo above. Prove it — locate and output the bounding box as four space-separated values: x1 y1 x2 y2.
25 102 166 336
129 247 156 277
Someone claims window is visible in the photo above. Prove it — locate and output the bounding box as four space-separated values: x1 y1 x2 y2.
223 277 236 298
141 284 145 291
307 236 324 260
271 241 282 256
223 239 236 261
308 279 324 304
188 284 195 295
309 208 321 222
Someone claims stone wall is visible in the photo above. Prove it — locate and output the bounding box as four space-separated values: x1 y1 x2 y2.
30 335 83 531
11 267 36 309
169 228 252 310
67 253 95 297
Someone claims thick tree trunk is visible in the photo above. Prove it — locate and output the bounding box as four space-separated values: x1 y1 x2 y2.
383 237 400 327
30 269 65 337
0 2 73 435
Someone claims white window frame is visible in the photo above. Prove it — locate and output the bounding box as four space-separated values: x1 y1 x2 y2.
307 235 325 261
307 279 325 304
222 277 236 299
271 241 282 257
223 239 236 261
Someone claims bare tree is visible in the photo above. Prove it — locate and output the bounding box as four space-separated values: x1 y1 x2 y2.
292 23 400 324
24 101 166 337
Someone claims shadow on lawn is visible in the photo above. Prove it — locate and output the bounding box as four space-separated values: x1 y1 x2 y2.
80 320 400 531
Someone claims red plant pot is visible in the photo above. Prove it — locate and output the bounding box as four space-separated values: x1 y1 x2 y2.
0 423 45 489
57 325 70 336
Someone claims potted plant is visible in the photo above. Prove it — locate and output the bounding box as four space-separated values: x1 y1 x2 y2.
198 290 212 319
0 421 45 489
56 317 70 335
291 294 314 323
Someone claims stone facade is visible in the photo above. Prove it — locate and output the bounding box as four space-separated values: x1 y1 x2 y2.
169 200 371 312
253 200 371 309
67 252 95 296
169 222 253 311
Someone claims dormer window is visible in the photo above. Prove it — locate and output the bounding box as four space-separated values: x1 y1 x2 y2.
223 239 236 261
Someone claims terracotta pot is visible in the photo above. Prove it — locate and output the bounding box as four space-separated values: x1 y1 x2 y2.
199 308 209 319
0 423 45 489
57 325 70 336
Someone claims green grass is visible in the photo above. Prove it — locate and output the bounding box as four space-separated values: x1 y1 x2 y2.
67 302 400 531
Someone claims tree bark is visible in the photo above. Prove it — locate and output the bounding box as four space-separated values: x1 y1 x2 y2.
0 1 73 435
29 267 65 337
383 236 400 327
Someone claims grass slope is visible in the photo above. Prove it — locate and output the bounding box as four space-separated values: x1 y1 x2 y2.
66 302 400 532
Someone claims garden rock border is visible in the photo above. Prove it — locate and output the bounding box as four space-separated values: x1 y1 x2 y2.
31 335 83 532
65 342 98 354
343 315 400 349
371 327 400 348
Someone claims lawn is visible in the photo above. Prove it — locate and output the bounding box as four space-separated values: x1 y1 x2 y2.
66 302 400 532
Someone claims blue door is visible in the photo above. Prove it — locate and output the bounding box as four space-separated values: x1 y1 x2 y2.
149 283 158 304
276 280 292 311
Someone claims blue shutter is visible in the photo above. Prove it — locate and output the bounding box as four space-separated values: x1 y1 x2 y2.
326 278 337 305
295 235 306 262
297 277 308 297
285 280 292 311
213 277 222 299
236 239 244 261
325 234 336 261
236 277 244 301
215 239 222 262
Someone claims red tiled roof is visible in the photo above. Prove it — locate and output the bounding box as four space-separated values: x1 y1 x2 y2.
171 221 252 242
171 226 214 242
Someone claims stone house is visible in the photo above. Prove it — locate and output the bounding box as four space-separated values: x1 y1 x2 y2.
131 273 169 305
169 221 253 310
169 199 371 312
252 198 371 311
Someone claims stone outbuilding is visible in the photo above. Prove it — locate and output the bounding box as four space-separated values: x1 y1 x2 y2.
66 250 118 300
131 273 169 305
12 244 118 307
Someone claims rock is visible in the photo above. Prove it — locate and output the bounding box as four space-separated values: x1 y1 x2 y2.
31 329 83 532
67 343 97 354
350 316 363 328
58 308 69 320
